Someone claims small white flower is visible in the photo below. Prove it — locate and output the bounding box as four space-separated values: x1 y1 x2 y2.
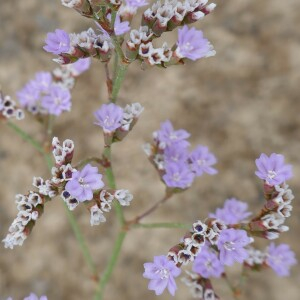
90 205 106 226
114 190 133 206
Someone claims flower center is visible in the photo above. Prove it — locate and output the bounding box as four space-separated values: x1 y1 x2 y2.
54 97 61 105
78 177 89 188
267 170 277 180
183 42 194 52
156 268 169 280
103 116 113 127
224 241 236 251
197 159 206 166
172 173 181 182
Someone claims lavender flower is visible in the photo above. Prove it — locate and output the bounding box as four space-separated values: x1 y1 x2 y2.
255 153 293 186
143 255 181 296
189 145 217 176
163 161 194 189
126 0 149 8
17 81 40 111
176 26 215 61
164 143 189 164
43 29 70 55
104 14 130 36
65 164 104 202
23 293 47 300
155 120 190 148
42 85 71 115
209 198 252 225
217 229 252 266
70 58 91 76
266 243 297 277
192 246 224 278
33 72 52 92
94 103 124 132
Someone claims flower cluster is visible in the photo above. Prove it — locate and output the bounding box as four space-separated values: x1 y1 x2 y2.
17 59 90 115
144 219 253 296
0 91 24 121
44 27 115 64
3 136 133 248
142 0 216 37
143 120 217 190
94 102 144 145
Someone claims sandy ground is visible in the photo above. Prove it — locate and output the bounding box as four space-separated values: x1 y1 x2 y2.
0 0 300 299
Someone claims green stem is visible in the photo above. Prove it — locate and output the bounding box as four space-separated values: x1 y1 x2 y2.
7 121 45 154
93 231 126 300
64 203 98 278
131 222 191 229
110 62 128 103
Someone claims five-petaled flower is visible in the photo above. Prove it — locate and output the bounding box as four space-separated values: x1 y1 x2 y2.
43 29 70 55
255 153 292 186
143 255 181 296
65 164 104 202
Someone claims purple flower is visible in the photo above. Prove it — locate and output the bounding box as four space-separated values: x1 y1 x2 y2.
125 0 149 8
106 14 130 36
163 161 194 189
17 81 40 110
209 198 252 225
156 120 190 148
176 25 215 61
94 103 123 132
189 145 217 176
266 243 297 277
33 72 52 93
255 153 293 186
70 58 91 76
23 293 47 300
143 255 181 296
164 143 189 164
217 229 252 266
41 85 71 115
192 246 224 278
65 164 104 202
43 29 70 55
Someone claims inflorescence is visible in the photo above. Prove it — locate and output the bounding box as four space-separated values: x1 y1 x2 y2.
143 153 296 297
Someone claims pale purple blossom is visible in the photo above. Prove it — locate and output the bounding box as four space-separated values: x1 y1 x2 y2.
143 255 181 296
176 26 215 61
163 161 194 189
156 120 190 148
209 198 252 225
43 29 70 55
94 103 124 132
70 58 91 76
33 72 52 92
126 0 149 8
189 145 217 176
192 246 224 278
255 153 293 186
17 81 40 111
65 164 104 202
104 14 130 36
266 243 297 277
217 229 252 266
23 293 48 300
42 85 71 115
164 143 189 164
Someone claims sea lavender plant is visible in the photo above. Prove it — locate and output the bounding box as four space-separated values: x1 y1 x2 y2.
0 0 297 299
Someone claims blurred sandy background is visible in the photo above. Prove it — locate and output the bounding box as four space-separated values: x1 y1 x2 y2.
0 0 300 299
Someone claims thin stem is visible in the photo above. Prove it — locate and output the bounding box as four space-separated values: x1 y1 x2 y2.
7 121 45 154
110 62 128 103
222 273 240 300
64 203 98 279
104 63 113 99
93 231 126 300
131 222 191 230
127 191 173 225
